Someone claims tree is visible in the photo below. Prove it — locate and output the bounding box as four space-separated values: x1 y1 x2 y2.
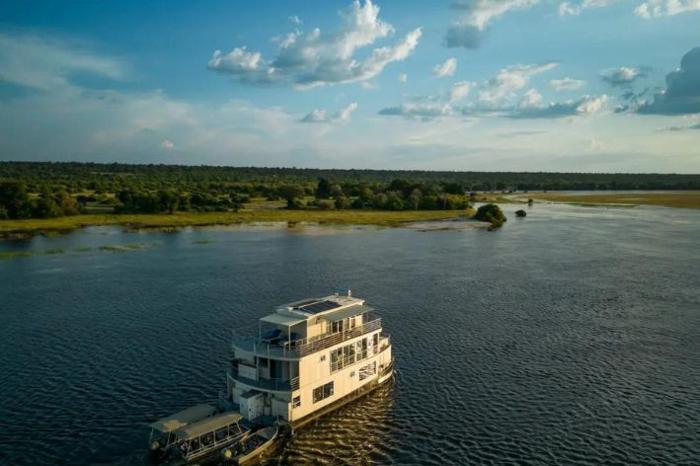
35 190 63 218
278 185 305 209
474 203 506 227
334 195 351 209
0 181 33 219
316 178 331 198
408 188 422 210
158 190 179 214
330 184 344 199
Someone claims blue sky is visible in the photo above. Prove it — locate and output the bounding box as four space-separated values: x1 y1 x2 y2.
0 0 699 172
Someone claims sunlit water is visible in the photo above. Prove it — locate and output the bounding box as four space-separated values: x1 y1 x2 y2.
1 203 698 465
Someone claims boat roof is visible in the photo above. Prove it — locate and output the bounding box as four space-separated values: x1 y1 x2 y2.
175 411 243 439
149 404 216 433
262 293 367 325
260 312 305 327
321 304 373 322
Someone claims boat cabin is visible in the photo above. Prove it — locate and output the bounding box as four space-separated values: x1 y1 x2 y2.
172 412 248 461
148 404 217 450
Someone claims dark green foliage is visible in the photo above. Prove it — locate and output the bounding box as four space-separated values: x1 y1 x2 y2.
516 209 527 217
278 185 305 209
0 181 33 219
474 203 507 227
1 161 699 220
316 178 331 198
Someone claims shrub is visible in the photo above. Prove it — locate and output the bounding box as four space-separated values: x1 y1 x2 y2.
474 203 507 227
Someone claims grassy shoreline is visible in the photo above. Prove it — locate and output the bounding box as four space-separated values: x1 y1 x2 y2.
526 191 700 209
0 208 475 238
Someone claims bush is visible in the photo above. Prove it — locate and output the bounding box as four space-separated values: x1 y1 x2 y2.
474 203 507 227
314 199 335 210
334 195 352 209
516 209 527 217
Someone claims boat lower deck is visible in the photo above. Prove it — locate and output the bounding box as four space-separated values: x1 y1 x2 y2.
286 368 393 431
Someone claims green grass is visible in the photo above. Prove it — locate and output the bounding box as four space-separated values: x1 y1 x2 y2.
528 192 700 209
0 208 475 237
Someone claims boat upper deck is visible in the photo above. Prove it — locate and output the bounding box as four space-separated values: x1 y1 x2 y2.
233 292 383 359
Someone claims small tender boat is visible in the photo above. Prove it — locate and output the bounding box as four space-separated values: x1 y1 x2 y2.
149 404 217 459
221 425 278 465
150 409 250 464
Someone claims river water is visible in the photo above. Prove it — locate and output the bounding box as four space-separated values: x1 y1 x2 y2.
1 203 698 465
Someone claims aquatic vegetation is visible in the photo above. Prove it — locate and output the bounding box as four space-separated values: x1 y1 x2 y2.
0 248 66 260
99 243 151 253
515 210 527 217
528 192 700 209
0 251 33 260
192 239 216 244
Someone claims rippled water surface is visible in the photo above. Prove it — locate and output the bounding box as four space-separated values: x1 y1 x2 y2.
1 203 699 465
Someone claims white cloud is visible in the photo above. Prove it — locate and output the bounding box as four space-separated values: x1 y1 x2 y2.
445 0 539 49
550 77 586 91
509 94 608 118
336 102 359 121
449 81 472 102
161 139 175 150
518 88 543 108
379 102 454 120
301 102 358 123
558 0 616 16
0 32 126 90
433 58 457 78
478 62 558 106
635 0 700 17
208 0 422 89
398 73 408 83
601 66 645 86
289 15 302 25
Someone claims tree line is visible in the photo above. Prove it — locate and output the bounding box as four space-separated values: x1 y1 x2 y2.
1 161 698 220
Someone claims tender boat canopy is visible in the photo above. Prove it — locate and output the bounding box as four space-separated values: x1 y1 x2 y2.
261 313 305 327
322 304 373 322
175 411 243 440
149 404 217 433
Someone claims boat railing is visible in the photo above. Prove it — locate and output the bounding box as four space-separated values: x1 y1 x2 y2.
228 363 300 392
234 316 382 358
291 317 382 357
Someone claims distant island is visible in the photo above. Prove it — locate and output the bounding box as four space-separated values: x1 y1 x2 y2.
1 162 699 237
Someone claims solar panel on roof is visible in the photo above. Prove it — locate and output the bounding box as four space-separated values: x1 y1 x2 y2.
299 300 339 314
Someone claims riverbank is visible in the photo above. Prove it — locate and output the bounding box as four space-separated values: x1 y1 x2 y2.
0 208 475 239
526 191 700 209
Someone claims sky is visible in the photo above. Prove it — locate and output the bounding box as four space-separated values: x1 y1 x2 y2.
0 0 699 173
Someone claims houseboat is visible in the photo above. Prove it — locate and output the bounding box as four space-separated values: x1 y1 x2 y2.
226 291 393 428
148 291 393 463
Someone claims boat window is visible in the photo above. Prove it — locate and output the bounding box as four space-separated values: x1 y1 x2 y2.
201 432 213 447
359 362 376 381
313 381 334 403
228 423 241 435
190 438 200 452
215 427 228 442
